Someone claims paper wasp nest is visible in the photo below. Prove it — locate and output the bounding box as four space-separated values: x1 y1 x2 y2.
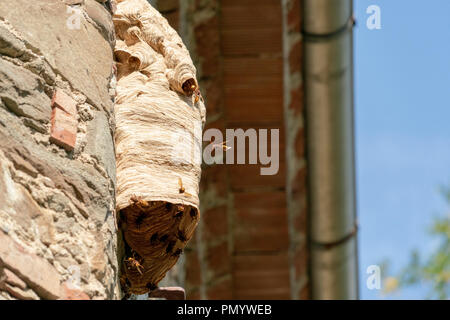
113 0 206 295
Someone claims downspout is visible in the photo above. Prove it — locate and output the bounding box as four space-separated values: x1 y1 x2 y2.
302 0 358 299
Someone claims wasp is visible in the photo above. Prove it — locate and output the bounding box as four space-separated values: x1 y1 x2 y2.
135 212 147 230
120 273 129 288
178 178 193 197
174 211 183 219
125 256 144 275
146 282 157 291
130 194 149 210
150 233 159 245
192 88 204 105
177 230 187 242
182 79 197 95
166 241 176 254
159 234 169 243
178 177 185 194
172 248 183 258
212 140 231 152
174 205 184 218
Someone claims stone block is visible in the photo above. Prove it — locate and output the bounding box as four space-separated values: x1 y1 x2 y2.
0 230 61 299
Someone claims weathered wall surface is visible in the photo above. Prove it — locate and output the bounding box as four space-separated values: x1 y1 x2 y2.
0 0 119 299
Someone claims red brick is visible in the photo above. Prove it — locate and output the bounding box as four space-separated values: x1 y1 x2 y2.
289 40 302 74
225 96 283 124
233 253 290 279
287 0 301 33
224 126 285 186
295 127 306 159
236 190 286 208
220 2 282 55
233 253 290 299
224 82 282 100
223 57 283 124
289 86 304 115
222 0 280 6
202 78 223 118
187 288 201 300
221 29 282 56
235 288 289 300
224 83 283 126
298 282 310 300
50 107 77 152
203 206 228 242
294 242 308 281
234 224 289 253
50 89 78 151
149 287 185 300
222 5 281 30
291 166 307 199
51 90 77 115
195 15 221 78
206 276 233 300
223 57 283 83
204 117 226 133
185 250 202 289
205 241 231 280
293 209 307 236
200 164 227 196
228 161 286 191
158 0 179 12
233 191 288 253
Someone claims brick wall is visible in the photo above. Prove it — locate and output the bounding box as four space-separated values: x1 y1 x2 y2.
0 0 119 300
157 0 309 300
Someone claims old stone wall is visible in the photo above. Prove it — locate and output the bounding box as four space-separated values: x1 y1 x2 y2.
0 0 119 299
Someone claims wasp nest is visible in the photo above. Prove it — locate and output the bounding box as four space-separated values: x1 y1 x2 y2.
119 197 198 295
113 0 205 296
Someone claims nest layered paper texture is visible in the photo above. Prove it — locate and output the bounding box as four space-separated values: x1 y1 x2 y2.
114 0 205 295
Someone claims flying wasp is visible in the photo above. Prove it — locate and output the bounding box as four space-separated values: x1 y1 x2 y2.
125 256 144 275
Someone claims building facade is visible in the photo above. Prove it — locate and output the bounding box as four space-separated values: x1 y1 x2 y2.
0 0 357 300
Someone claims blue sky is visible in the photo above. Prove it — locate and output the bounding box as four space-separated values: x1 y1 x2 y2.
354 0 450 299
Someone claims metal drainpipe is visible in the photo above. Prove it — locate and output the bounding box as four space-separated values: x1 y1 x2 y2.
302 0 358 299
